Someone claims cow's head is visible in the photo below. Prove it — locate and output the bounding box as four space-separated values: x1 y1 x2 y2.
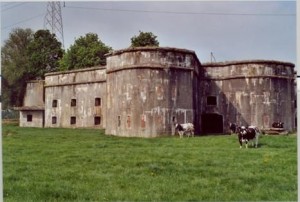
240 126 247 136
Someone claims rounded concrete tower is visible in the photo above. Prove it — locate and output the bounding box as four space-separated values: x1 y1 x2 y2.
201 60 296 133
105 47 201 137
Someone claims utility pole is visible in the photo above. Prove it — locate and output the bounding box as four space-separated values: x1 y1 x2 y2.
44 1 64 48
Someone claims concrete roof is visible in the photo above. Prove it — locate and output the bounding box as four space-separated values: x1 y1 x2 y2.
202 60 295 68
14 106 44 111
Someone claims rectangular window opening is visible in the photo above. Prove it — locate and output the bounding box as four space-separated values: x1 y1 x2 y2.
70 116 76 125
52 100 57 108
71 99 76 107
207 96 217 106
94 116 101 125
95 98 101 106
27 114 32 122
52 116 57 124
118 116 121 127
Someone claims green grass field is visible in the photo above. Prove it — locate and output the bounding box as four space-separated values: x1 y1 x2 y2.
2 123 297 201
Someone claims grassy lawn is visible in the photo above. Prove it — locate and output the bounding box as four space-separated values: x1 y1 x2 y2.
2 123 297 201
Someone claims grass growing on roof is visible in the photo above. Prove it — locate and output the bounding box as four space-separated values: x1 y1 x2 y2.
3 123 297 201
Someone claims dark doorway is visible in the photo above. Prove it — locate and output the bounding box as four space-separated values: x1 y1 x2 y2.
201 113 223 134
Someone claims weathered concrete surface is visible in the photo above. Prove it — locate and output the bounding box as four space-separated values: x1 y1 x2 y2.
23 80 45 107
44 67 106 128
105 47 201 137
19 109 44 128
17 80 45 128
18 48 296 136
201 60 296 133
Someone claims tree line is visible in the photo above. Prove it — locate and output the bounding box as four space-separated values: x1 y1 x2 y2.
1 29 159 109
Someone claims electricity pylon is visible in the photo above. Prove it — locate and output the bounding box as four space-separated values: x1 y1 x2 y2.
44 1 64 48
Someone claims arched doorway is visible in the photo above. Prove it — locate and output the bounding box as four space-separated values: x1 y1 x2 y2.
201 113 223 134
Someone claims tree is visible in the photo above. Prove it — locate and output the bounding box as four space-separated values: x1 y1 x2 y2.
1 28 34 108
130 31 159 47
27 29 64 78
59 33 112 70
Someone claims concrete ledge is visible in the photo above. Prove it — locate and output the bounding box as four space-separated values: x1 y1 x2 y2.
44 79 107 87
106 64 197 74
203 60 295 67
14 106 44 111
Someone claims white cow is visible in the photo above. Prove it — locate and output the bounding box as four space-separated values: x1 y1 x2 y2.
175 123 195 138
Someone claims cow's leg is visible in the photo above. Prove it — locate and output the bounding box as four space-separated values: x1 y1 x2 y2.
179 131 183 138
255 134 259 148
239 138 243 149
245 140 248 149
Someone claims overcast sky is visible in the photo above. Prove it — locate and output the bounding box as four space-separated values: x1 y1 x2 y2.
1 1 296 64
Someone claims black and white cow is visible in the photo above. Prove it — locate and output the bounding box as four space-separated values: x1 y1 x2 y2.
237 125 260 148
272 121 284 128
229 123 237 134
175 123 194 138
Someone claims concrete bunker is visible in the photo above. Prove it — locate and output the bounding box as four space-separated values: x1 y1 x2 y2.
17 47 296 136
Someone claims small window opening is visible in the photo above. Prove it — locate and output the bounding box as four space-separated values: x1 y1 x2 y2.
207 96 217 106
94 116 101 125
52 116 57 124
70 116 76 125
27 114 32 122
118 116 121 127
71 99 76 107
52 100 57 108
95 98 101 106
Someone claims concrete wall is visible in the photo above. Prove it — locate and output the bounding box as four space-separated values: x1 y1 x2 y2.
105 47 201 137
23 80 44 107
201 60 296 133
44 67 107 128
20 110 44 128
18 80 45 128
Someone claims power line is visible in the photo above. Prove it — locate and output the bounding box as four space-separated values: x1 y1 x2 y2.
1 2 22 8
1 13 44 30
64 5 296 17
1 2 26 12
